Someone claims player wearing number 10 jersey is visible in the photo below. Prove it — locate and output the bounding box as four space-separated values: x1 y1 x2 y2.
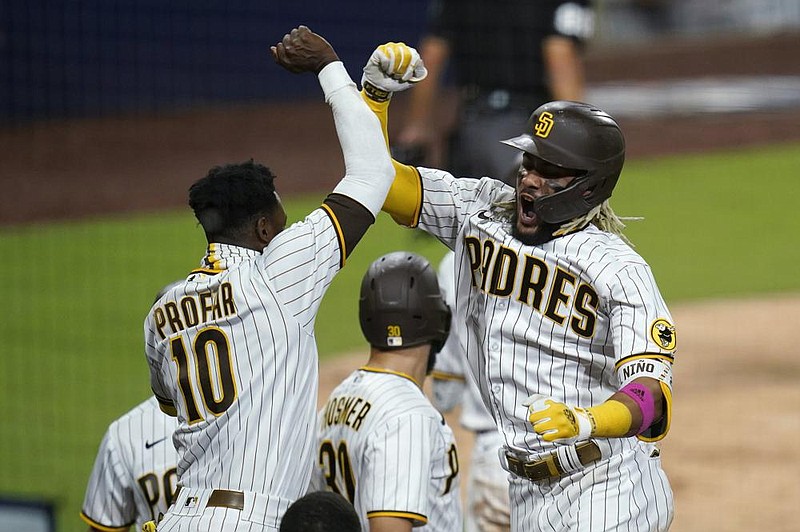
144 27 397 531
311 252 462 532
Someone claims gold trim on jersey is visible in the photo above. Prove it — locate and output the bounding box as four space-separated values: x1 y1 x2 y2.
320 202 346 268
153 389 178 417
195 242 260 273
190 267 222 275
614 352 675 369
79 511 133 531
207 242 221 270
360 366 420 388
366 510 428 525
429 370 466 382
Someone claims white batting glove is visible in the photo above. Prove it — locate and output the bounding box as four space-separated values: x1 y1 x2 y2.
361 42 427 101
523 394 592 446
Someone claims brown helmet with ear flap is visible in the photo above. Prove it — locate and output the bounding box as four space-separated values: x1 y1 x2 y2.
359 251 450 354
501 100 625 224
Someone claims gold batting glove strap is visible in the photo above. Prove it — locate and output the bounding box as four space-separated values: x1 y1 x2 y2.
362 80 392 102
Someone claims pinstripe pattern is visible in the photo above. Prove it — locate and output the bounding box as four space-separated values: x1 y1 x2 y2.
433 250 511 530
411 168 675 530
313 368 462 531
145 208 345 531
81 398 178 531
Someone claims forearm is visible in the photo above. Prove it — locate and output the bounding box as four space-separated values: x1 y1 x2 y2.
542 36 585 101
321 62 394 217
361 90 423 226
585 377 665 438
369 516 413 532
528 377 671 443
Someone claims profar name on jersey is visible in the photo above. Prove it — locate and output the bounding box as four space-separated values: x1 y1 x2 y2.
153 282 237 340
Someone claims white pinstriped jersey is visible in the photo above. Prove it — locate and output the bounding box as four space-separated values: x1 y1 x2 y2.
431 250 496 434
145 215 342 525
312 368 463 531
413 169 676 457
408 169 675 530
433 250 512 532
144 60 394 530
81 397 178 531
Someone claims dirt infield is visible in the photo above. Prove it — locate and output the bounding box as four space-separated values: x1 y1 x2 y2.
318 295 800 532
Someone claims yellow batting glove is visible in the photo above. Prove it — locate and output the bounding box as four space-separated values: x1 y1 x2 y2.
362 42 427 101
142 521 158 532
523 394 592 445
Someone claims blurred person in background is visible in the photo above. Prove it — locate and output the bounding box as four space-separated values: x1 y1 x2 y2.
396 0 595 183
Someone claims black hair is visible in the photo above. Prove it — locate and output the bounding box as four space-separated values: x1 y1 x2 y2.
279 491 360 532
188 160 279 242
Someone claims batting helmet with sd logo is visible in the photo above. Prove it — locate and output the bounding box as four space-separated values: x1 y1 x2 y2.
501 100 625 224
359 251 450 354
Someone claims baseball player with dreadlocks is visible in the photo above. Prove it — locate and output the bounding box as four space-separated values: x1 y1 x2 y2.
144 29 425 531
360 48 676 530
311 251 462 532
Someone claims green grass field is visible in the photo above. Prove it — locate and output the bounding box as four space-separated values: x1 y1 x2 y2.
2 142 798 531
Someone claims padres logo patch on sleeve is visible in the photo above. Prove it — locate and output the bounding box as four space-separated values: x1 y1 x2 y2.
650 318 676 350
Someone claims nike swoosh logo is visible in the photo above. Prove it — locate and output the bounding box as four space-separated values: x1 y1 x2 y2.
145 437 167 449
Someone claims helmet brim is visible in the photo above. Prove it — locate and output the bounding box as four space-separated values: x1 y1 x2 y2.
501 134 540 156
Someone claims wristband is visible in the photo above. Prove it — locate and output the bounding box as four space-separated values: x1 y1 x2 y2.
362 80 392 102
584 400 631 438
619 383 656 434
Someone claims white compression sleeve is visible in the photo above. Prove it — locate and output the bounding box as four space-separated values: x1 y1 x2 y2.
318 61 394 217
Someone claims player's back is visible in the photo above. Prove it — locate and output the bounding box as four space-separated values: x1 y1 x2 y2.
315 368 462 531
144 232 341 524
81 397 178 530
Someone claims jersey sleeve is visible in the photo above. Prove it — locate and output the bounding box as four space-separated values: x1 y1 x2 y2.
144 325 177 417
255 208 346 331
360 415 439 526
80 428 136 531
416 170 504 250
605 262 676 441
605 262 676 360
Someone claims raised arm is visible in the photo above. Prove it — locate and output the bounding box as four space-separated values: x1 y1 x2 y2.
271 26 395 259
358 42 429 227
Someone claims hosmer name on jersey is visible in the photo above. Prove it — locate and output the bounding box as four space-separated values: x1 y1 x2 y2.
322 395 372 431
465 236 599 337
153 282 237 340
